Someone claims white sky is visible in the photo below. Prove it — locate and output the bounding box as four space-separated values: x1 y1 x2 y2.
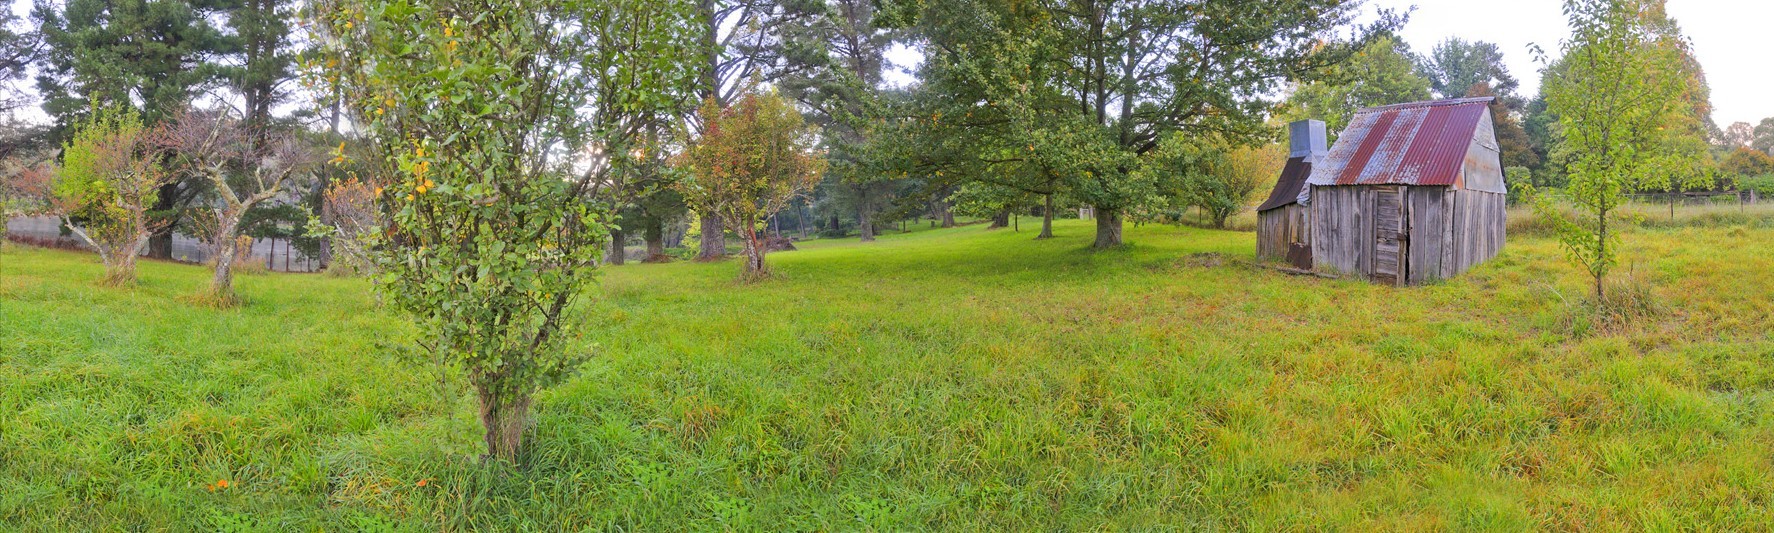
1371 0 1774 127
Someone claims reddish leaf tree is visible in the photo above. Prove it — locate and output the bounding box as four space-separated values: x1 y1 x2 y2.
679 91 825 281
11 109 171 285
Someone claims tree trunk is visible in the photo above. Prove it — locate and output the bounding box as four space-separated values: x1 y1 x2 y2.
203 213 246 305
1092 206 1123 248
988 210 1010 229
1038 194 1054 239
858 206 875 242
696 212 725 261
740 227 768 281
147 228 174 260
1595 208 1608 301
607 226 626 265
644 218 667 262
146 184 178 259
799 204 810 240
477 387 532 463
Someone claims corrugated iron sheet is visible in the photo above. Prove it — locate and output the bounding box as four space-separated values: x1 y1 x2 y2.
1256 156 1312 212
1307 97 1492 188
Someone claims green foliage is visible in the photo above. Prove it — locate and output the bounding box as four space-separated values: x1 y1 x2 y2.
891 0 1400 248
1420 38 1521 100
1534 0 1711 299
0 8 42 114
1145 135 1274 229
315 0 699 461
1505 166 1532 205
32 0 234 133
1722 147 1774 177
779 0 905 242
1281 35 1432 134
1739 175 1774 197
46 107 169 285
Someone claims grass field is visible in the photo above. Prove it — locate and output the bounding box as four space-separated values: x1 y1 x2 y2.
4 212 1774 530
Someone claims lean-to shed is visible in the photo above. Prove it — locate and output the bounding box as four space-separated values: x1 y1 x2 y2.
1256 120 1328 268
1303 97 1507 285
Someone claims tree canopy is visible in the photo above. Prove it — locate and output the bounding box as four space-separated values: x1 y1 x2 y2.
887 0 1400 248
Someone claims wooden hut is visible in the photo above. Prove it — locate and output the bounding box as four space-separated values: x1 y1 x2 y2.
1256 120 1328 268
1303 97 1507 285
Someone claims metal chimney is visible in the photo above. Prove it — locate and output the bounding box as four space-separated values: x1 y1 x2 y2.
1288 120 1328 160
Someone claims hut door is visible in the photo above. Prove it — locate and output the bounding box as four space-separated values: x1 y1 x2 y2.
1373 186 1407 285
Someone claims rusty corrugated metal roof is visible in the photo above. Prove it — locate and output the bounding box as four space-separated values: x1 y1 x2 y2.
1256 156 1312 212
1307 97 1493 188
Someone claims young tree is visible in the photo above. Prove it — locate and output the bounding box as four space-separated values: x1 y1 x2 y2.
1148 136 1277 229
680 92 826 281
1533 0 1705 300
26 109 171 285
688 0 808 260
157 109 319 305
305 176 384 276
315 0 698 461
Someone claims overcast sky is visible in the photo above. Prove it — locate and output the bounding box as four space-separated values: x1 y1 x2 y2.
1371 0 1773 127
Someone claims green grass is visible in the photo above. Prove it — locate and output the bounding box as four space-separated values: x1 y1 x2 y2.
4 215 1774 530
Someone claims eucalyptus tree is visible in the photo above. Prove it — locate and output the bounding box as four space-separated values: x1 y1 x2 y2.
314 0 700 461
889 0 1400 248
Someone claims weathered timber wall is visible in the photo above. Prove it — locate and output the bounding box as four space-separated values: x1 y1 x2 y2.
1450 188 1506 275
1311 185 1505 285
1256 204 1308 262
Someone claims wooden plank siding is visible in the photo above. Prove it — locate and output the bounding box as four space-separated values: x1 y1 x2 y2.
1311 184 1503 285
1308 186 1376 277
1256 205 1309 262
1451 189 1506 272
1405 186 1448 284
1373 186 1404 285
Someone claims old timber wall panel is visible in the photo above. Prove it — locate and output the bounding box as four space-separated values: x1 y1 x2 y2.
1256 204 1309 262
1405 186 1448 284
1450 188 1506 273
1309 186 1379 277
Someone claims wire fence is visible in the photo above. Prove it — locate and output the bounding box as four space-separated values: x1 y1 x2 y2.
4 216 324 273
